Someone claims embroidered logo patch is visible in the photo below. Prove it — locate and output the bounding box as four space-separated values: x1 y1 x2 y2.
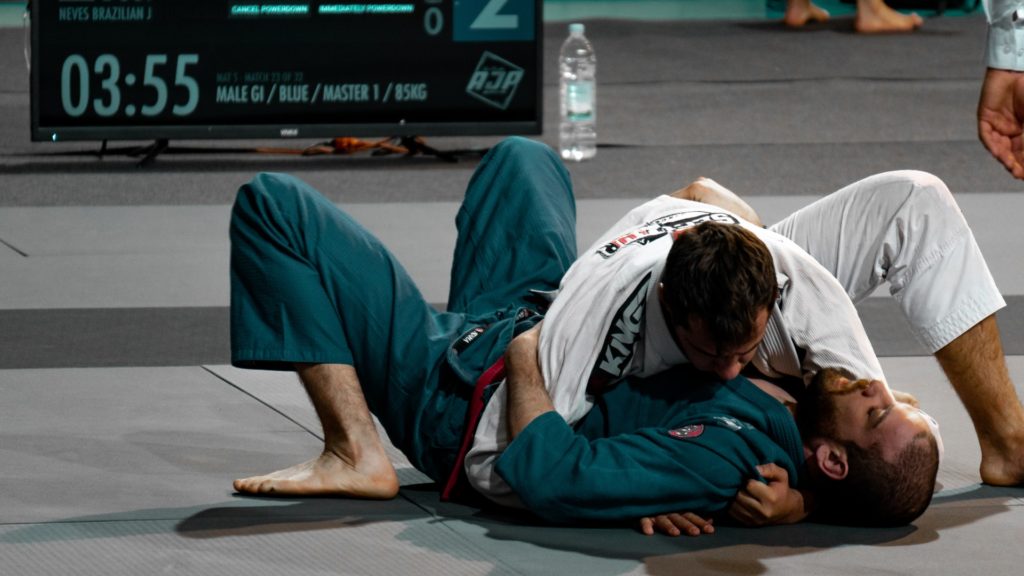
596 210 741 259
668 424 704 439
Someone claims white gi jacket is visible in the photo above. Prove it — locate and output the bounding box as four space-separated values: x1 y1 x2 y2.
466 196 882 505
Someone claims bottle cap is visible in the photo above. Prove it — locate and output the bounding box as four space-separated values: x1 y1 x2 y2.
569 23 584 34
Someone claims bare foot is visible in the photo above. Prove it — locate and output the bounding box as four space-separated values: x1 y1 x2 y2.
234 448 399 498
979 441 1024 486
855 3 923 34
784 0 830 28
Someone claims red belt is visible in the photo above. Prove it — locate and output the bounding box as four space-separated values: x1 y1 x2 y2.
440 357 506 502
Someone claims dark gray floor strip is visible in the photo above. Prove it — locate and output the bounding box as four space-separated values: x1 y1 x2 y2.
0 307 230 369
2 298 1021 369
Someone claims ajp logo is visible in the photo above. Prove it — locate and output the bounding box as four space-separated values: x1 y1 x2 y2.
466 51 524 110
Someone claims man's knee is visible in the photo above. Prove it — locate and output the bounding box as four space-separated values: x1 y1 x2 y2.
486 136 559 168
232 172 316 226
881 170 957 213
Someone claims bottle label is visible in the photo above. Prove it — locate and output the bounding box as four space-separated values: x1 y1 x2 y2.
566 80 594 122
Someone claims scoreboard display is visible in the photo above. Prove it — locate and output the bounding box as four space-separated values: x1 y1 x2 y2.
31 0 541 141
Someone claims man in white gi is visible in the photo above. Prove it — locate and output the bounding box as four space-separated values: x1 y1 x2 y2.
467 168 1023 521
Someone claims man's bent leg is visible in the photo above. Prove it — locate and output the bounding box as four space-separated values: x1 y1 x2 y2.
231 174 462 492
449 137 576 315
772 171 1024 485
234 364 399 497
936 316 1024 485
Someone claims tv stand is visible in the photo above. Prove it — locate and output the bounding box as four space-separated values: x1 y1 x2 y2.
126 139 170 167
299 136 489 162
93 139 170 167
69 136 489 167
386 136 460 162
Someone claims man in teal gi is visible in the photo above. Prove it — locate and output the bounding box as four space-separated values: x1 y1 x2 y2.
230 137 570 496
229 137 938 527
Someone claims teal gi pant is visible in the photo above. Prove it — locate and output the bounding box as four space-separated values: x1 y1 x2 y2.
229 137 576 481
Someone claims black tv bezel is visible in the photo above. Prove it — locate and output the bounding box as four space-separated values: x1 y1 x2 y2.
30 1 543 142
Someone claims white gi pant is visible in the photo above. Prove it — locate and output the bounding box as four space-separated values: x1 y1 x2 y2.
770 170 1005 354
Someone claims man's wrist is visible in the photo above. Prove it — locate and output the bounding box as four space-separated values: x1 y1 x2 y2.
787 489 813 524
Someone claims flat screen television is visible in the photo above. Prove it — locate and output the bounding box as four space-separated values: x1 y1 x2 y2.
30 0 542 142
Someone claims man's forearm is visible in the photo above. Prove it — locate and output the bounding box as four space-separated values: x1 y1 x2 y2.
504 326 555 438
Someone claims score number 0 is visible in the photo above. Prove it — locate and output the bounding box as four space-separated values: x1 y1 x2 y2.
424 0 443 35
61 53 200 118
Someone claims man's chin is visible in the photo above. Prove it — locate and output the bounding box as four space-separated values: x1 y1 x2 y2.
799 369 846 439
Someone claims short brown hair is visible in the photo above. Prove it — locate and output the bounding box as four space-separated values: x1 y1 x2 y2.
661 222 777 347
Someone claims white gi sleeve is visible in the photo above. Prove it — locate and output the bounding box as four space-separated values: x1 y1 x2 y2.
985 0 1024 70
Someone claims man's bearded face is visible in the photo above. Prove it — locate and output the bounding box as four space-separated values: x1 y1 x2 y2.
800 368 935 463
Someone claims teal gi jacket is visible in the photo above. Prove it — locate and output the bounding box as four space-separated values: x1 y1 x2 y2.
495 369 806 523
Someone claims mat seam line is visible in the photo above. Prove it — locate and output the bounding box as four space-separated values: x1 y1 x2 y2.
0 236 28 257
200 365 323 440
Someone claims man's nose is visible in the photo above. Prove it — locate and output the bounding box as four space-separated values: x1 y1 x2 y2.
715 361 742 381
861 379 882 396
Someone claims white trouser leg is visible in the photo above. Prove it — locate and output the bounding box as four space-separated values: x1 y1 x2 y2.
770 170 1005 353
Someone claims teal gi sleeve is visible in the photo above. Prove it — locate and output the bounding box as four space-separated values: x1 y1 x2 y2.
495 411 796 524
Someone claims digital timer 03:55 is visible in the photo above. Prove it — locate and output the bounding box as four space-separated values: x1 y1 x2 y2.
59 53 200 118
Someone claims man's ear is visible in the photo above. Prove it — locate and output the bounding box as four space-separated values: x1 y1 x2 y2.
810 440 849 481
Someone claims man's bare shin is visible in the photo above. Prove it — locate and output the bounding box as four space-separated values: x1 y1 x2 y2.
298 363 385 458
232 363 398 497
935 315 1024 485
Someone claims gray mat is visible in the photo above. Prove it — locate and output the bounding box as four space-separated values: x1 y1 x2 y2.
6 360 1022 576
1 139 1017 207
2 298 1022 368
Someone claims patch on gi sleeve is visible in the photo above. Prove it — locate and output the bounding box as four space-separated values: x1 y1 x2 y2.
667 424 704 439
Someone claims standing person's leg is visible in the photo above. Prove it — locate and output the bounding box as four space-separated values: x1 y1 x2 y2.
230 173 463 495
854 0 922 34
771 170 1024 485
784 0 830 28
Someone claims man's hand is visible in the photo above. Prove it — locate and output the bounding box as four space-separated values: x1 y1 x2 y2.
639 512 715 537
978 68 1024 180
728 463 809 526
669 177 764 227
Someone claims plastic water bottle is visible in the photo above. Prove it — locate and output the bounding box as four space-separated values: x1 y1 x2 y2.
559 23 597 161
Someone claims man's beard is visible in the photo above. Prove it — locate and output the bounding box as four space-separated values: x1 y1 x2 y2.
798 367 870 440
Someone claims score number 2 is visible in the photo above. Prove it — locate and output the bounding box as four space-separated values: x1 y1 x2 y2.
426 0 519 36
61 54 200 118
